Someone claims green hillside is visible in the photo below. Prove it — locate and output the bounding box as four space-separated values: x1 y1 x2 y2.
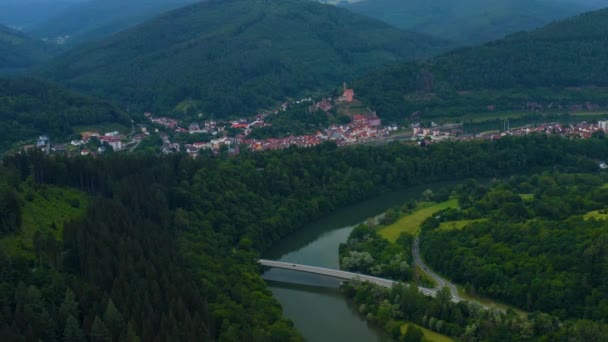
344 0 598 44
28 0 197 45
353 8 608 122
0 24 54 72
41 0 451 118
0 78 131 151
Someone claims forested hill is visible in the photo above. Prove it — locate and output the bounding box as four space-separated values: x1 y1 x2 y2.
40 0 451 119
0 78 131 151
0 25 54 72
343 0 593 45
3 135 608 340
28 0 198 45
353 7 608 121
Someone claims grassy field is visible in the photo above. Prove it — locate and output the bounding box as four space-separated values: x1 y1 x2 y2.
379 199 459 242
400 322 453 342
584 210 608 220
0 185 88 259
439 219 487 231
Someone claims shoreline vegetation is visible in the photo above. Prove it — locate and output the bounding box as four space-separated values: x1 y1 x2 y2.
339 171 608 341
2 134 608 340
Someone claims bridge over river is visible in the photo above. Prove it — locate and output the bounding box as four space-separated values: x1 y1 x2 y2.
259 259 456 302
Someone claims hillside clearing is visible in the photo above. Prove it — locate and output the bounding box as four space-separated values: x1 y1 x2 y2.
379 199 459 242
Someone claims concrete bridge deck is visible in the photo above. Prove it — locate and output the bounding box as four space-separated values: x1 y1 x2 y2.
259 259 444 300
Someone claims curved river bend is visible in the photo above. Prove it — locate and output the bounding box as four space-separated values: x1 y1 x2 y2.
263 183 454 341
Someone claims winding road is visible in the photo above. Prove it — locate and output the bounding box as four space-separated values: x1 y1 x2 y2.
259 259 455 302
413 237 463 302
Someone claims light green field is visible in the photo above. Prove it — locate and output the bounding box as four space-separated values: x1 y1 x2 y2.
400 322 453 342
584 210 608 220
379 199 459 242
439 219 487 231
520 194 534 201
600 183 608 190
0 185 87 259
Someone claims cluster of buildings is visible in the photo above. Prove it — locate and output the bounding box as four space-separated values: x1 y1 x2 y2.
71 131 124 151
411 123 463 141
242 114 396 151
183 137 237 157
471 121 608 141
30 129 134 157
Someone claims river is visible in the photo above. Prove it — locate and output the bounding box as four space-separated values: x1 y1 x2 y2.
263 182 455 341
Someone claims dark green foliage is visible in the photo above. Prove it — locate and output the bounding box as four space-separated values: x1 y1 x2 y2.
339 225 413 281
28 0 198 45
421 173 608 320
249 104 330 139
64 315 85 342
344 0 598 45
0 77 131 151
0 184 21 234
403 325 423 342
102 300 124 341
42 0 450 118
354 8 608 121
0 24 55 71
2 134 608 340
89 316 110 342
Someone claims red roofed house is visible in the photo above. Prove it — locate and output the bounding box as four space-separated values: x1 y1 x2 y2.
98 136 122 151
231 123 249 129
352 115 367 125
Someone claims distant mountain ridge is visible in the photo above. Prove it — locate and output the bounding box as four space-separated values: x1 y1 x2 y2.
28 0 199 45
343 0 605 44
0 24 55 72
40 0 452 118
0 0 81 29
352 7 608 120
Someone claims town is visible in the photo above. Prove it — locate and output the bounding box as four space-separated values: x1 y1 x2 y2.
24 87 608 158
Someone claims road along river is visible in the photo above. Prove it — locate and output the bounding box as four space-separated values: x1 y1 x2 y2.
262 182 458 341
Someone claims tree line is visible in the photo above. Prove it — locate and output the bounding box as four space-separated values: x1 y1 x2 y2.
1 134 608 340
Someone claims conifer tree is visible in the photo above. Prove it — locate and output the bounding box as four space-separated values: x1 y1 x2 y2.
103 299 125 340
90 316 111 342
64 315 85 342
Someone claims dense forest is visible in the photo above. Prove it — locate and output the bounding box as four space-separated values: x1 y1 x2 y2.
353 8 608 121
344 276 608 341
339 225 414 282
1 134 608 340
421 172 608 320
342 171 608 341
343 0 593 44
0 78 131 151
0 25 54 72
40 0 450 119
28 0 198 45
